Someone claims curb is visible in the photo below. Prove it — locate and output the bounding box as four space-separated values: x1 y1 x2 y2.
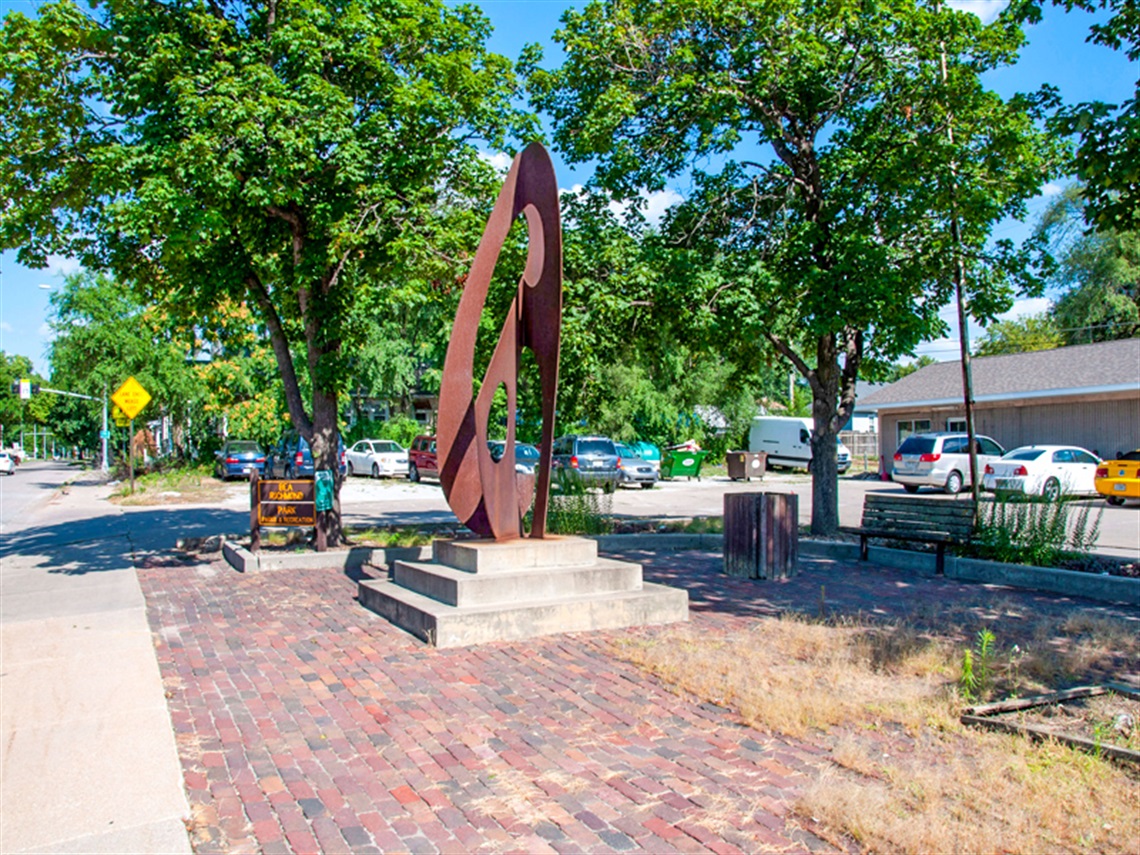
222 540 432 573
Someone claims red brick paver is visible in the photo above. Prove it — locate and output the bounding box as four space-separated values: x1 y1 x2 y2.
138 547 1137 853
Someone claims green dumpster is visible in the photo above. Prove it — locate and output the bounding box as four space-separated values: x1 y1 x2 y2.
661 449 707 480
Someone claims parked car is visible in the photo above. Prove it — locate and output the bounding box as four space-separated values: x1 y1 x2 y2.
346 439 408 478
265 432 346 479
551 434 621 492
1095 450 1140 505
615 442 658 489
629 441 662 474
0 451 14 475
892 432 1005 494
214 440 266 481
983 445 1101 500
488 440 541 474
408 435 439 482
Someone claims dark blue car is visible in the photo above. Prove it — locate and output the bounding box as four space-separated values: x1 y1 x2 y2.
266 433 347 479
214 440 266 481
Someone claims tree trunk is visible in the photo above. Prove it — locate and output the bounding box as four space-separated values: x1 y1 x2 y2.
310 385 342 551
808 338 841 536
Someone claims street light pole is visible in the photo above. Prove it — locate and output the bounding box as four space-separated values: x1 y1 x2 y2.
37 386 110 473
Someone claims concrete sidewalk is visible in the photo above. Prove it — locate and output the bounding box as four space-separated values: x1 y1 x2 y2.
0 474 191 854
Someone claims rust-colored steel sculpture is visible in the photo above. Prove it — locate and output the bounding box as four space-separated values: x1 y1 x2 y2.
436 143 562 541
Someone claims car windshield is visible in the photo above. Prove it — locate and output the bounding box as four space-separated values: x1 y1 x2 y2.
375 441 400 453
578 439 615 455
897 437 935 455
517 444 540 460
1004 449 1046 461
228 441 261 453
615 443 633 457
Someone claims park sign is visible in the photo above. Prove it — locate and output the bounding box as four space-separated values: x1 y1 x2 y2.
111 376 151 420
257 479 316 527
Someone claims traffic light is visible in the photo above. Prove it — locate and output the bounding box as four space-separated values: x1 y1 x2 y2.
19 379 30 399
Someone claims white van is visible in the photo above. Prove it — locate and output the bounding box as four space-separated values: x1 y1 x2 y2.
748 416 851 474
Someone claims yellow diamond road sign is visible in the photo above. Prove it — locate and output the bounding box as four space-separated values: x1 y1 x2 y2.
111 376 151 420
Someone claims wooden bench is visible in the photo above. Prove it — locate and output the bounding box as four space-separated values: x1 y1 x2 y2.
855 494 976 575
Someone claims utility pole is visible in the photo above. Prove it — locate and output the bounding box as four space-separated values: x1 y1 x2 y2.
941 41 979 503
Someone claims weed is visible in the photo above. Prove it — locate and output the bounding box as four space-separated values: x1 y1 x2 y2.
959 629 997 703
968 492 1103 568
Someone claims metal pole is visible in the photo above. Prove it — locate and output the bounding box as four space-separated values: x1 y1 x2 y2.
102 388 109 474
941 42 978 502
129 418 135 494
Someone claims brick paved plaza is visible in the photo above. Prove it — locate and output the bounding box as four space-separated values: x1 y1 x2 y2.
137 547 1137 854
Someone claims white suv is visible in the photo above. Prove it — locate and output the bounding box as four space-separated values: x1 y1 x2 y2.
892 432 1005 494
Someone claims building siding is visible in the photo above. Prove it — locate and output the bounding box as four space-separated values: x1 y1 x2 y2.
878 394 1139 462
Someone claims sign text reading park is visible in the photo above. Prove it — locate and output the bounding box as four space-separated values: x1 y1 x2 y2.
111 376 151 420
437 143 562 542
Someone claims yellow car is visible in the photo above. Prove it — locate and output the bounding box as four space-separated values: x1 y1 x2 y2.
1095 450 1140 506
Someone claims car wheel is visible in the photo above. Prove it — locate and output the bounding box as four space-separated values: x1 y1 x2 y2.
944 470 964 495
902 484 920 494
1106 495 1125 506
372 462 380 478
346 461 354 478
1042 477 1061 502
409 463 420 483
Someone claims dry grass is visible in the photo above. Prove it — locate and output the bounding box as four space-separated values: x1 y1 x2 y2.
613 613 1140 854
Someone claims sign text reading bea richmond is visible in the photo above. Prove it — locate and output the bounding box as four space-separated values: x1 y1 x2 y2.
259 481 314 502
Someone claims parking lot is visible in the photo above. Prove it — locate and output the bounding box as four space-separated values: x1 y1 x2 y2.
224 470 1140 559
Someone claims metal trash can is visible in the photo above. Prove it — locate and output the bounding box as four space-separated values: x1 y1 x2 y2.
726 451 767 481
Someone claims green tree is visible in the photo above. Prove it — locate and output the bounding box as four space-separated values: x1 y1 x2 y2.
0 352 49 449
974 312 1063 355
1014 0 1139 231
1 0 529 547
46 271 200 454
1034 185 1140 343
882 354 938 383
530 0 1060 533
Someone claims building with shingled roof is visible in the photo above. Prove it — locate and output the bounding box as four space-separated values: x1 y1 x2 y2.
859 338 1140 463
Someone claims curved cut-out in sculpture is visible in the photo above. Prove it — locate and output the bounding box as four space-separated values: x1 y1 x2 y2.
436 143 562 541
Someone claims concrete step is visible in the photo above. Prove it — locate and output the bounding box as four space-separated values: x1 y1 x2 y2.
390 557 644 607
432 536 598 572
358 577 689 648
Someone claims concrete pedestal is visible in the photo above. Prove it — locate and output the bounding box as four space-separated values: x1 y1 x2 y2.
358 536 688 648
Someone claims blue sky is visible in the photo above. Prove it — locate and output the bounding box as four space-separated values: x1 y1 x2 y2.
0 0 1134 374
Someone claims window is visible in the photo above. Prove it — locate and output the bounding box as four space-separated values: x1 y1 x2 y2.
799 428 811 444
1053 449 1073 464
946 418 967 432
941 437 966 454
897 419 932 444
979 438 1004 456
1073 450 1099 465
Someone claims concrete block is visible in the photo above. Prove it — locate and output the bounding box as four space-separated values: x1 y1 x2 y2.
358 578 688 648
391 558 644 607
433 536 598 572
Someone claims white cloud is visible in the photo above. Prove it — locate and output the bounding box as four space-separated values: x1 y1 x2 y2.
998 296 1052 321
38 322 54 340
0 321 11 333
607 188 684 228
946 0 1008 25
478 150 513 173
46 255 81 277
1041 182 1065 197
